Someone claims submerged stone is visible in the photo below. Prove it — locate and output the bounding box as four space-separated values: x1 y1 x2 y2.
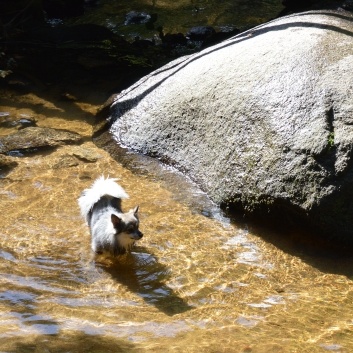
0 127 82 154
49 154 80 169
0 154 18 170
109 11 353 244
186 26 216 40
70 145 101 162
124 11 151 25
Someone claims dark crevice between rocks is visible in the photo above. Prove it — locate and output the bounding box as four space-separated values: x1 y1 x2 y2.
327 105 335 134
312 105 336 174
5 145 58 157
92 93 120 138
313 153 353 216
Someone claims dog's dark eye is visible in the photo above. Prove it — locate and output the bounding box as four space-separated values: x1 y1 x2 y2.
126 227 133 233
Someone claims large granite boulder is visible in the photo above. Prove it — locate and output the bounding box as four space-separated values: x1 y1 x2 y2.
109 10 353 244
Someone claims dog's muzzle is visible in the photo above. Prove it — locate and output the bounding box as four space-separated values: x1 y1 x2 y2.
131 231 143 240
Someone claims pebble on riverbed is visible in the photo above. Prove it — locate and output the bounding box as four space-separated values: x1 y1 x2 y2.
70 145 102 162
49 154 80 169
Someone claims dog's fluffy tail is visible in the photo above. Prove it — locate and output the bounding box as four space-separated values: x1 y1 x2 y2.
78 175 129 222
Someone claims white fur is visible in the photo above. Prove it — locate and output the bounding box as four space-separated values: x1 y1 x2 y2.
117 232 136 249
78 176 129 223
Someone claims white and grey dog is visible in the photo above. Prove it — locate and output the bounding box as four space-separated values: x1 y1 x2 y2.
78 176 143 256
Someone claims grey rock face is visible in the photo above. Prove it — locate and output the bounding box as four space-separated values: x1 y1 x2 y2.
110 10 353 243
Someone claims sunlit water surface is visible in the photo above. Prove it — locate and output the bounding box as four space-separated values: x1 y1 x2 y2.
1 87 353 353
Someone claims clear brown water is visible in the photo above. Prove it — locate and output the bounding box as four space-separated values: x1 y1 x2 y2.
1 85 353 353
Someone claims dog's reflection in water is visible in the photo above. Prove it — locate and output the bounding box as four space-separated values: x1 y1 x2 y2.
96 249 193 316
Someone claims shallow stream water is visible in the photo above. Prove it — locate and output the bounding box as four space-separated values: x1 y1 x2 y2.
1 1 353 351
1 85 353 353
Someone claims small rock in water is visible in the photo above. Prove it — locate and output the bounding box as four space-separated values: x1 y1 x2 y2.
319 344 343 351
17 118 36 129
70 146 101 162
124 11 151 25
50 155 80 169
0 70 12 78
0 127 82 154
186 26 216 41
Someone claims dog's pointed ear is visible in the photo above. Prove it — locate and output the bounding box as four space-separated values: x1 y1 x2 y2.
111 214 121 227
133 205 139 215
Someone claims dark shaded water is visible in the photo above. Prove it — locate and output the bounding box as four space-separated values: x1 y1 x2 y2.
66 0 284 42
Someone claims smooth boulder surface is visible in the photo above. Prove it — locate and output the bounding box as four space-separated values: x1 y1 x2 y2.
109 10 353 243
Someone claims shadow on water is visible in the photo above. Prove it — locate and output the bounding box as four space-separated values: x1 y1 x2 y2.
5 332 137 353
99 248 193 316
228 210 353 279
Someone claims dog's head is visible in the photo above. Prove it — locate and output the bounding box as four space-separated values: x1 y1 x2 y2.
111 206 143 254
